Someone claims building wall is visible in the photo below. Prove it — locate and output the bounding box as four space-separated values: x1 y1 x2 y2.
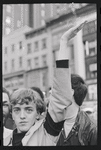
3 4 13 35
3 4 30 36
2 26 32 93
24 28 51 92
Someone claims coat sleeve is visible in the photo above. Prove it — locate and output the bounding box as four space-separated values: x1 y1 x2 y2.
44 60 73 136
88 126 97 145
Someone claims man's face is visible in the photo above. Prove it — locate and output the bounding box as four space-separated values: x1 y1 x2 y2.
12 101 39 133
3 92 10 126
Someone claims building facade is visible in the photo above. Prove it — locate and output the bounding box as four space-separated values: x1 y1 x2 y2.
24 27 52 93
3 3 88 36
2 3 97 101
2 26 32 93
3 4 33 36
83 19 97 101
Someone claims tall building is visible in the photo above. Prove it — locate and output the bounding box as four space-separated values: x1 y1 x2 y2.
33 3 88 29
3 4 33 36
45 3 88 20
3 3 88 36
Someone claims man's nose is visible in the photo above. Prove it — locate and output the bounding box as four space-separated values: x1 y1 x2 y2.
20 110 26 119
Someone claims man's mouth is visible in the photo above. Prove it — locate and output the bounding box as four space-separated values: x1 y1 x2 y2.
20 122 27 125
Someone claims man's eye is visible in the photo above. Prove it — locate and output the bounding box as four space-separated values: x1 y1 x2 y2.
26 109 33 113
3 104 9 107
14 109 19 113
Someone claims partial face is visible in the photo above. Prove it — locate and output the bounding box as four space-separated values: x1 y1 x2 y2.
3 93 10 126
12 101 39 133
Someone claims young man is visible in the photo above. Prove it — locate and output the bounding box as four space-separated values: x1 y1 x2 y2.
3 88 13 139
57 74 97 145
4 21 86 146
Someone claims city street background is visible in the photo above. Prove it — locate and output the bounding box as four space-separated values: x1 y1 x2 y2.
2 3 97 127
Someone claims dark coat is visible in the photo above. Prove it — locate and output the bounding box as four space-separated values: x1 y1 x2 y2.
57 110 97 145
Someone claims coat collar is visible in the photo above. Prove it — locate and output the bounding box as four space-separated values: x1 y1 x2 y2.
22 118 44 146
3 131 13 146
4 118 44 146
64 109 88 145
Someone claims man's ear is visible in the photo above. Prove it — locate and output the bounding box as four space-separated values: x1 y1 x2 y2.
36 113 40 120
72 89 74 96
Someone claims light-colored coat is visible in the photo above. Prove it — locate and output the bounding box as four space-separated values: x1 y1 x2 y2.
4 67 73 146
3 127 13 139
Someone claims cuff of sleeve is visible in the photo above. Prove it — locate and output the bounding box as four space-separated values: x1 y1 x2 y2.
44 111 64 136
56 60 69 68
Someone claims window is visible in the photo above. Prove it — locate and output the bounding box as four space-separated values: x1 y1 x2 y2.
42 38 46 49
88 84 97 100
89 63 97 72
5 16 11 25
34 57 39 67
41 4 45 7
86 61 97 80
90 72 97 78
56 5 60 15
84 40 97 57
34 41 39 51
4 61 7 71
89 48 96 56
41 20 45 26
17 20 21 28
41 10 45 17
27 59 31 69
12 44 15 52
19 57 22 68
27 43 31 54
19 41 22 49
42 55 47 66
89 40 97 56
11 59 15 70
6 5 12 13
4 47 7 54
89 63 97 79
5 27 11 35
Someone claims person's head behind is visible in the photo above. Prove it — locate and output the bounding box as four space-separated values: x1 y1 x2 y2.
10 88 46 133
71 74 88 106
2 87 10 126
31 87 44 101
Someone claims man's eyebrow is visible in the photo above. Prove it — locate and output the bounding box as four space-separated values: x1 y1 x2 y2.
25 106 33 109
12 107 20 109
3 101 9 104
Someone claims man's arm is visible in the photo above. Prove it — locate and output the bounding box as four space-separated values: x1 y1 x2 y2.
44 21 87 136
